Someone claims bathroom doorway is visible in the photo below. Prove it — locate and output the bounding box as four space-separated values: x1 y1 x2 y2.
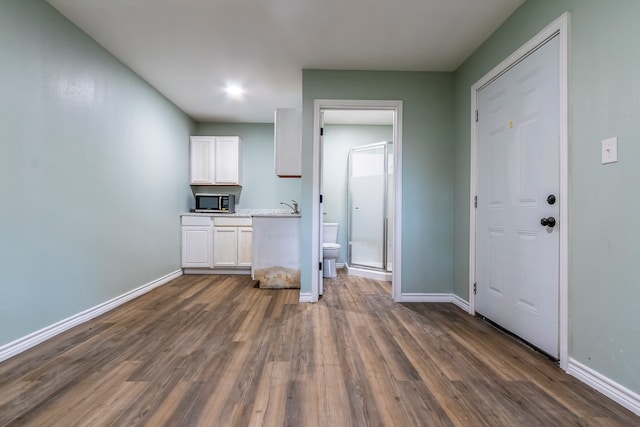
312 100 402 302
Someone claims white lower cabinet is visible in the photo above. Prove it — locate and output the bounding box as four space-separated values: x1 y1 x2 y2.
181 215 253 271
213 227 238 267
237 227 253 267
181 216 213 268
213 217 252 268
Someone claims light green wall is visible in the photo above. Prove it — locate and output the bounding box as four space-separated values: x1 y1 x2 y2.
302 70 455 294
323 124 393 263
5 0 636 399
195 123 301 209
453 0 640 394
0 0 194 346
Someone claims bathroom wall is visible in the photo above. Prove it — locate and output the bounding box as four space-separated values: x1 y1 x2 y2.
322 124 393 264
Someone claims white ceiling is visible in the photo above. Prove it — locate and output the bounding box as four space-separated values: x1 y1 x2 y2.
46 0 525 123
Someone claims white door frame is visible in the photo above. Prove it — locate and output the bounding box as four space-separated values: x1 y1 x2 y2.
312 99 403 302
469 12 570 369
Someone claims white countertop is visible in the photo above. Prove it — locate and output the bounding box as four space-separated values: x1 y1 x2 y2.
181 208 300 218
251 213 301 218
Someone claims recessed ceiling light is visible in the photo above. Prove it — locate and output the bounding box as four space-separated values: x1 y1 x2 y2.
225 84 245 98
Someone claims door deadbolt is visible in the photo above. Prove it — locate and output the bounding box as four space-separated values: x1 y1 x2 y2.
547 194 556 205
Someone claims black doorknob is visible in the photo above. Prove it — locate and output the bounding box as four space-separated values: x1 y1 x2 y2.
540 217 556 228
547 195 556 205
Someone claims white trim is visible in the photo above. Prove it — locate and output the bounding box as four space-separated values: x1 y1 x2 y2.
336 262 346 269
0 270 182 363
298 292 315 303
392 103 403 303
567 358 640 416
469 12 570 368
398 293 469 308
346 264 392 282
399 293 450 303
398 293 470 312
558 12 571 372
182 268 251 275
451 294 471 312
312 99 403 303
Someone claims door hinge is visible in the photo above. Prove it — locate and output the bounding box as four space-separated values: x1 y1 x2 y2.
320 194 323 203
319 262 323 271
320 127 324 136
475 110 479 122
474 195 478 208
474 282 477 295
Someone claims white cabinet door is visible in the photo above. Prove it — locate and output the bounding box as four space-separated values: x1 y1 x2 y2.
214 136 240 185
237 227 253 267
190 136 240 185
190 136 215 184
274 108 301 177
213 227 238 267
182 227 212 268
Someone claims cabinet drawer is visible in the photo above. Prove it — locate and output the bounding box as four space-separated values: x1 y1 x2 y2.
213 217 252 227
181 216 212 226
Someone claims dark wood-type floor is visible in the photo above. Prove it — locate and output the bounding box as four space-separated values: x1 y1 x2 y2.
0 272 636 426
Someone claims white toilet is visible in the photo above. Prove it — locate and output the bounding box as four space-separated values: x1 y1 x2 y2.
323 223 341 278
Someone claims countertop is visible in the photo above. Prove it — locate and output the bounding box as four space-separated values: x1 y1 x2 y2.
181 209 300 218
251 213 301 218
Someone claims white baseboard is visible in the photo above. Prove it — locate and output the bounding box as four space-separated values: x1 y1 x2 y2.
298 292 315 303
398 293 470 313
182 268 251 275
567 358 640 416
399 293 452 303
451 294 470 312
346 265 392 282
0 269 182 363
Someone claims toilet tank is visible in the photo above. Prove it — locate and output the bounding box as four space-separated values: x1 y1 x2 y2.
323 223 339 243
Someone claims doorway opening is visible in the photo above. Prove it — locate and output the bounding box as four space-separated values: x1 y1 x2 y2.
312 100 403 301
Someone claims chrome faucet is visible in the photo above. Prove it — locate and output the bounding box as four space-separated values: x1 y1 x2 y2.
281 200 300 214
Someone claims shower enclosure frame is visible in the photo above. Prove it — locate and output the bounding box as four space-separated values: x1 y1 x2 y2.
347 141 393 273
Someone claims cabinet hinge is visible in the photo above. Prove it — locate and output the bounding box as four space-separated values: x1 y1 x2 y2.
475 110 479 122
474 195 477 208
319 262 323 271
474 282 477 295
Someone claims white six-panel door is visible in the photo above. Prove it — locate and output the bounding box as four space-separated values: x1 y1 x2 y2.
476 35 560 358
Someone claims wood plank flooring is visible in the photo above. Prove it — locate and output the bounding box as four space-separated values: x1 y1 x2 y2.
0 272 636 426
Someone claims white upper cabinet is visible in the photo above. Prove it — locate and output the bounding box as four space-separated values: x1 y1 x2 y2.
190 136 215 184
274 108 301 177
190 136 241 185
214 136 240 184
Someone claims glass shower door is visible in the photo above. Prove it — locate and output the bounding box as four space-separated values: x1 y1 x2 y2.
348 143 387 270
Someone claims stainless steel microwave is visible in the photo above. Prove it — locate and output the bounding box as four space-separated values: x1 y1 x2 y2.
195 193 235 213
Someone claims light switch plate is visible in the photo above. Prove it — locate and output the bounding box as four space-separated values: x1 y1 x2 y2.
602 137 618 164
